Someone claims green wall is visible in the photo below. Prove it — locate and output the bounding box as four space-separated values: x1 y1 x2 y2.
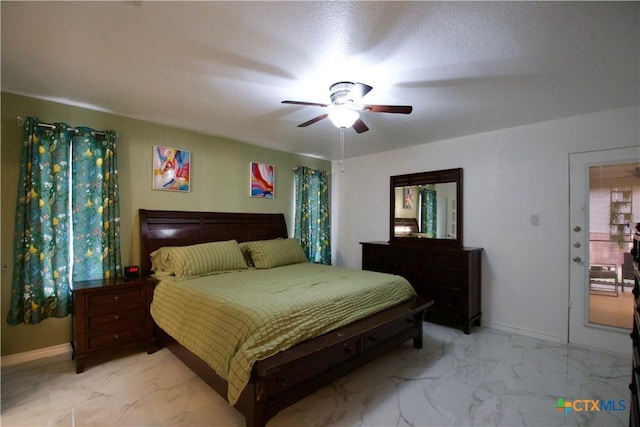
0 92 331 356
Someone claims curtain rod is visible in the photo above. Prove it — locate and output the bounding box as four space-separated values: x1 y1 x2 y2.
17 116 108 136
36 122 106 136
292 166 331 174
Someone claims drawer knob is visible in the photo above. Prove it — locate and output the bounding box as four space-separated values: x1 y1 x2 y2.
114 334 119 340
114 296 120 302
114 315 120 320
277 377 285 387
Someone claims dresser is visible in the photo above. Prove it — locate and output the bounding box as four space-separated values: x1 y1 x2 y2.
630 258 640 426
361 241 482 334
71 276 157 373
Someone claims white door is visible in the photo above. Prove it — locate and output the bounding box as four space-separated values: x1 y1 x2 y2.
569 147 640 354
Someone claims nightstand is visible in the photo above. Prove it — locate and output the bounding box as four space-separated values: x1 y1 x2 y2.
71 276 158 373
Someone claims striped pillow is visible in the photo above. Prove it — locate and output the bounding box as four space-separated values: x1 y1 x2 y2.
245 238 309 269
238 241 255 268
162 240 248 280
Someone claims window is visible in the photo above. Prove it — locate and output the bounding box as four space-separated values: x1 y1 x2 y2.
293 166 330 264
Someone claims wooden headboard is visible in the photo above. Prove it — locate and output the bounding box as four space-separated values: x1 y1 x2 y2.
139 209 288 276
394 217 419 235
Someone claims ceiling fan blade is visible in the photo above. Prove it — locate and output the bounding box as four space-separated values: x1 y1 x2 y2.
352 118 369 134
298 114 328 127
351 83 373 100
363 104 413 114
282 100 329 108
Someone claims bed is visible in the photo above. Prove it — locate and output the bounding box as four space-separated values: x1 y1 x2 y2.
139 209 432 427
394 217 420 236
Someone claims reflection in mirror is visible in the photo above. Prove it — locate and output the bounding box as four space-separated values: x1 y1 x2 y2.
394 183 457 239
390 168 462 247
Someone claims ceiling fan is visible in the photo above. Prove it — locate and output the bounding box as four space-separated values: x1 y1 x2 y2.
282 82 413 133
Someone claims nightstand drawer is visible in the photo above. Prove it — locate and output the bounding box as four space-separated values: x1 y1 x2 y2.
86 288 144 310
87 326 144 352
87 308 144 330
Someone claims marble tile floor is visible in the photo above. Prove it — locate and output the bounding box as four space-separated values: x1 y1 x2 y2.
1 324 632 427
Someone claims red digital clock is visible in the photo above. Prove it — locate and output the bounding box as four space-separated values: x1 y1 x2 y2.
124 265 140 279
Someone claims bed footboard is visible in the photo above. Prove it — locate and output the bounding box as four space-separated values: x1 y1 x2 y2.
156 297 432 427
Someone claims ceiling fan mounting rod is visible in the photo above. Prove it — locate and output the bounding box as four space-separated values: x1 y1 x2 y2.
330 81 356 106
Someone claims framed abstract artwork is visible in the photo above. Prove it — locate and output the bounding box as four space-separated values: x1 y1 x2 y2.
152 145 191 192
403 186 414 209
250 162 275 198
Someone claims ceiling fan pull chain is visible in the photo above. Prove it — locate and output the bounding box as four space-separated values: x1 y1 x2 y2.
339 127 345 172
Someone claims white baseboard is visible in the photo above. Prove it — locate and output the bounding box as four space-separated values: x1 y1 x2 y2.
482 320 566 344
1 343 72 367
485 320 629 357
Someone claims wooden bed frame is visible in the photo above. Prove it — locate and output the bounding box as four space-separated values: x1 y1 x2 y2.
139 209 432 427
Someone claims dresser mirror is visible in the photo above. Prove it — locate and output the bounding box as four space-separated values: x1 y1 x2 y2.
390 168 462 247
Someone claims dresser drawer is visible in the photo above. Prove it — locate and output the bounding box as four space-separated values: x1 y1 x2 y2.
87 326 144 352
427 253 463 269
85 288 144 311
361 244 394 273
423 287 463 316
87 308 144 330
425 268 464 289
394 249 426 281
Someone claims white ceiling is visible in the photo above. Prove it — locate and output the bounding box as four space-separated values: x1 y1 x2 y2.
2 1 638 160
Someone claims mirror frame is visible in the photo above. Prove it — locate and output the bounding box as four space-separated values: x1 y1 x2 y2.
389 168 463 247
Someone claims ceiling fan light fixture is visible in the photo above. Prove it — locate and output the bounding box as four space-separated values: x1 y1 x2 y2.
283 81 410 133
328 108 359 128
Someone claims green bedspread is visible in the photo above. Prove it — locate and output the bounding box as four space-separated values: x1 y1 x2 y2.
150 262 416 405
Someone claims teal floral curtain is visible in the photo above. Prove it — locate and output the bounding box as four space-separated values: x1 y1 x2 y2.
8 117 121 325
420 188 437 237
294 167 331 264
71 128 121 281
